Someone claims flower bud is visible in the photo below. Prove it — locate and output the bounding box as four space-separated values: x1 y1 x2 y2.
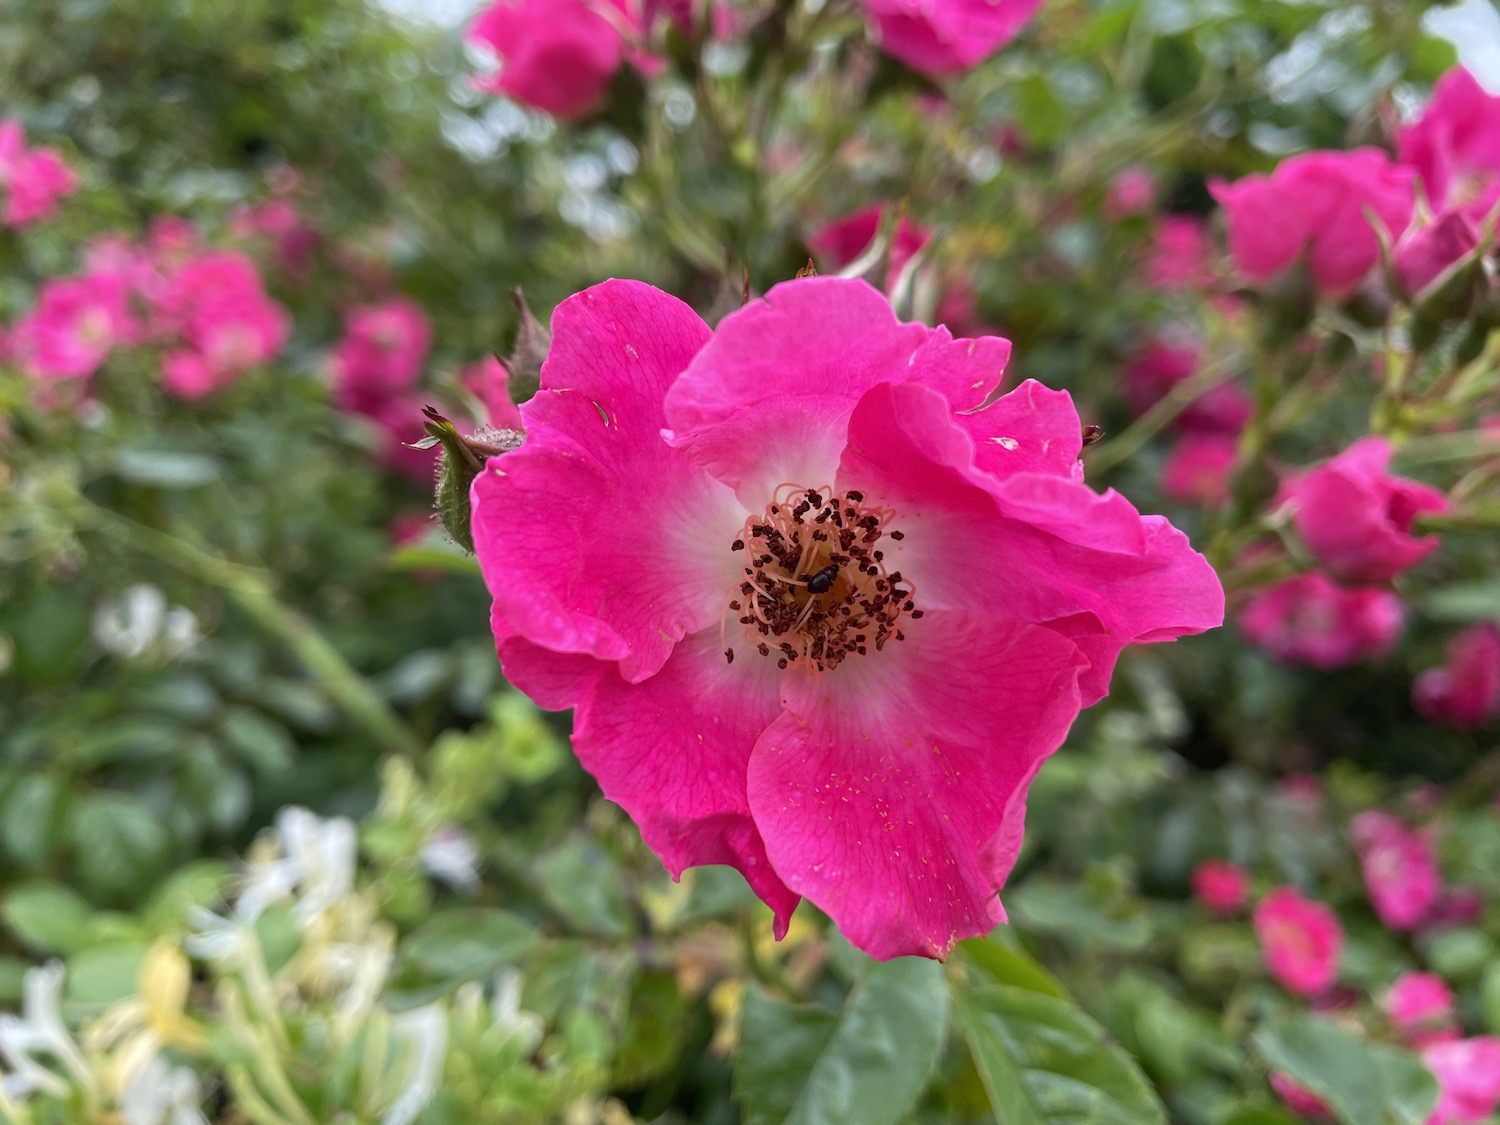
420 406 523 553
504 287 551 405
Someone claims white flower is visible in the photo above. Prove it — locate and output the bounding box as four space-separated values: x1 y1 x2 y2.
120 1051 207 1125
380 1004 448 1125
93 585 167 659
0 962 91 1100
230 806 357 929
419 825 480 894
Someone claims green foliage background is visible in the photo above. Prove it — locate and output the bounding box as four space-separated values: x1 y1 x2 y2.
2 0 1498 1123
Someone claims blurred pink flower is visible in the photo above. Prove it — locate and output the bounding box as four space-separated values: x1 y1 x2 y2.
1423 1037 1500 1125
0 119 79 228
1398 67 1500 219
1104 167 1155 221
1394 210 1484 301
331 298 432 411
471 276 1222 959
231 197 319 278
460 355 525 432
1270 1072 1335 1122
1253 886 1343 996
156 251 290 398
1161 434 1237 508
1191 859 1249 914
1413 623 1500 730
1145 215 1215 291
1282 437 1448 584
1352 811 1443 932
13 272 135 382
856 0 1046 77
809 205 931 290
1123 340 1252 435
1240 572 1403 669
1385 972 1457 1039
467 0 650 120
1210 149 1416 296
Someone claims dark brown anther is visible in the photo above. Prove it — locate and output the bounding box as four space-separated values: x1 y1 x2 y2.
725 648 735 664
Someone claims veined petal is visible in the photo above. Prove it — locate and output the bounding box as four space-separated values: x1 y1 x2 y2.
663 277 1008 506
837 381 1224 705
747 611 1087 960
956 378 1084 481
472 280 748 683
568 629 800 935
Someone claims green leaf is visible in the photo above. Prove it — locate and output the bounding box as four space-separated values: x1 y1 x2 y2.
69 792 171 901
958 931 1069 999
1252 1016 1438 1125
66 942 150 1007
958 981 1167 1125
0 957 30 1006
218 707 295 777
1215 1109 1301 1125
1481 960 1500 1033
735 957 948 1125
0 774 61 870
401 908 537 985
3 881 94 955
113 447 222 487
534 837 631 938
611 969 690 1089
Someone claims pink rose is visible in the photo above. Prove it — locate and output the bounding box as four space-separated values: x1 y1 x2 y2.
1253 886 1343 996
1270 1072 1335 1122
1123 341 1252 435
856 0 1046 77
809 205 931 287
1385 972 1457 1040
460 355 526 433
1282 437 1448 584
1210 149 1416 296
1398 67 1500 219
1104 167 1156 221
470 277 1223 959
1423 1037 1500 1125
12 272 136 382
1161 434 1237 508
1394 211 1484 302
1352 811 1443 932
1240 572 1403 670
155 251 290 398
1191 859 1249 915
468 0 648 120
1145 215 1215 292
330 299 432 411
1413 623 1500 730
0 119 79 228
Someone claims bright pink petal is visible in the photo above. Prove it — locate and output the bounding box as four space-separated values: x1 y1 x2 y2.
746 610 1087 960
835 380 1224 704
956 378 1083 480
472 279 746 682
664 277 1008 504
553 628 800 933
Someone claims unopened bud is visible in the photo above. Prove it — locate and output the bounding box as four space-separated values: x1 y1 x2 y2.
1081 424 1104 447
417 406 523 553
505 288 551 405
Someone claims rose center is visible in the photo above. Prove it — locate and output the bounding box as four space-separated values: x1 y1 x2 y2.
723 484 918 673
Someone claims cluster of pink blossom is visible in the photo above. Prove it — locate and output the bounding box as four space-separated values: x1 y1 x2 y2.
1214 67 1500 304
465 0 1048 121
1196 799 1500 1125
0 118 78 228
6 218 289 400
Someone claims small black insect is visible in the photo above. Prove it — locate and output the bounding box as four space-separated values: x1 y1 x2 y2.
806 564 840 594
